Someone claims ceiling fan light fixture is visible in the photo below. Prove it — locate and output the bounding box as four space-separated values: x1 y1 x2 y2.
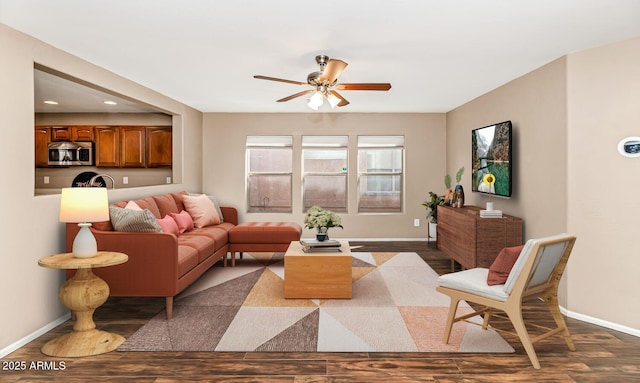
307 91 324 110
326 92 340 108
254 54 391 109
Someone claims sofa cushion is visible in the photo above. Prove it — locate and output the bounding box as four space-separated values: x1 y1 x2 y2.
171 191 188 212
229 222 302 244
183 194 221 228
178 233 217 263
190 226 229 251
157 215 180 236
133 196 162 219
109 207 162 232
153 194 180 217
92 220 113 231
177 245 199 278
170 210 194 233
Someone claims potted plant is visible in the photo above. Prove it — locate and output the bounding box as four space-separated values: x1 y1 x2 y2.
304 206 343 241
421 192 444 239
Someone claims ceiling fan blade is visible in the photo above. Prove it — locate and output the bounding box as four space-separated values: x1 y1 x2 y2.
330 90 350 107
254 75 306 86
319 59 348 84
335 83 392 91
276 90 314 102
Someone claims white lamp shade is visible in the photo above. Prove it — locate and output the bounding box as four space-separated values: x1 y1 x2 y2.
307 91 324 110
59 187 109 223
326 92 340 108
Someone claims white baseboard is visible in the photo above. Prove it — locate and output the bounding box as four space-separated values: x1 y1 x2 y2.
560 306 640 338
0 313 70 358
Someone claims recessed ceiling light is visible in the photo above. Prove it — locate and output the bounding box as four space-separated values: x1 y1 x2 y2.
43 100 58 105
103 100 117 105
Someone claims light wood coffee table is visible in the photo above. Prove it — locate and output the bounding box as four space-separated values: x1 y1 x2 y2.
284 240 352 299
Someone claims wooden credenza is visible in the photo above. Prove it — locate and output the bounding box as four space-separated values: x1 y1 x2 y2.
437 205 523 269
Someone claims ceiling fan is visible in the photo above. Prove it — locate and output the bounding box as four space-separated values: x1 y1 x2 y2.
254 55 391 110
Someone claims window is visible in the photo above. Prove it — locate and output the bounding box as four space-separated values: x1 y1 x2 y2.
302 136 348 212
357 136 404 213
246 136 292 212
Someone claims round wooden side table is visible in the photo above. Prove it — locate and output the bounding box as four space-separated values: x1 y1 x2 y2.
38 251 128 357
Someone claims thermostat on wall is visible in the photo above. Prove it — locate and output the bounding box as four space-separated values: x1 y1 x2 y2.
617 137 640 158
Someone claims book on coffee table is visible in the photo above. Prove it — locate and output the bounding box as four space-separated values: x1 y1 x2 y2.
299 239 341 250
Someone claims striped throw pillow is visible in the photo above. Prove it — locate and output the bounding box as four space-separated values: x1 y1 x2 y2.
109 207 162 232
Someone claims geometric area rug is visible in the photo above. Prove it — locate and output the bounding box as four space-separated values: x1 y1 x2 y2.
118 252 514 353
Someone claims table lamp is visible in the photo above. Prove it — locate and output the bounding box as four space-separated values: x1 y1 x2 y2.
59 187 109 258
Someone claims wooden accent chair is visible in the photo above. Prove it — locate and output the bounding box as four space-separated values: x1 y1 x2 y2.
436 233 577 369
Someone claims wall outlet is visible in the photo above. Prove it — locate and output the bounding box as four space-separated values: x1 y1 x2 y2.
166 177 172 184
122 176 129 184
43 176 49 184
414 218 420 227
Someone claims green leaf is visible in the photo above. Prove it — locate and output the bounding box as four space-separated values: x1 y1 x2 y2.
456 166 465 183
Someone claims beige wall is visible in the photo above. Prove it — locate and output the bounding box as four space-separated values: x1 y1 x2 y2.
446 38 640 334
566 37 640 331
0 24 204 354
202 113 447 239
446 57 569 239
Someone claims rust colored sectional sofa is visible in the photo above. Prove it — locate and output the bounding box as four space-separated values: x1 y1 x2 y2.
65 191 301 319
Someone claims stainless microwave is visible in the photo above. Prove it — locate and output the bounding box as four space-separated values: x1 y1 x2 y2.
48 141 94 166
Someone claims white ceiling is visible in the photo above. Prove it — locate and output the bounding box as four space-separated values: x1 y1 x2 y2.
2 0 640 113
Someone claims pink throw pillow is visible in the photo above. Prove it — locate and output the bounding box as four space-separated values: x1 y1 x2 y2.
182 194 221 228
170 210 194 233
157 215 180 236
125 200 142 210
487 245 525 286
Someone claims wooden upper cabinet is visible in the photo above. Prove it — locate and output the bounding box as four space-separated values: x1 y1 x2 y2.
51 127 71 141
38 125 171 169
72 126 94 141
49 126 94 141
120 126 146 168
95 127 120 167
146 127 172 167
35 126 50 167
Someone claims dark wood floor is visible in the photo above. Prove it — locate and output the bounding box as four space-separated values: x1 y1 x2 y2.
3 241 640 382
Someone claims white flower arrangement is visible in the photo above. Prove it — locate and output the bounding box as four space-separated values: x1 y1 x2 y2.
304 206 343 233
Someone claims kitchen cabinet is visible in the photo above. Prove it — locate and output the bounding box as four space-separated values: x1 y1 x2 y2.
41 125 171 169
95 127 120 167
35 126 50 167
72 126 94 141
96 126 146 168
120 127 146 168
146 127 172 167
48 126 94 142
51 127 72 141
